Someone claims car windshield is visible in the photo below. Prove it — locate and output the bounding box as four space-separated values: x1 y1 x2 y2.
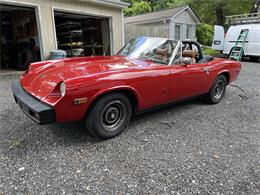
117 37 179 65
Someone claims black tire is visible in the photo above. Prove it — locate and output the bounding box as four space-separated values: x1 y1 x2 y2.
205 75 227 104
85 92 132 139
250 56 259 62
18 49 34 70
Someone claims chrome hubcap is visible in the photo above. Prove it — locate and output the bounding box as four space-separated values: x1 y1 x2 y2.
214 80 224 99
101 100 126 131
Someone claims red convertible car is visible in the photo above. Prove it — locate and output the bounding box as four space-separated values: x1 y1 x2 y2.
12 37 241 139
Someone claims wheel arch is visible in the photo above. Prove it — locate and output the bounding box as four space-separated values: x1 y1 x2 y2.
86 86 141 116
218 71 230 84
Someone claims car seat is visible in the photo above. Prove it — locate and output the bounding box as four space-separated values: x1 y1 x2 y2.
155 48 168 64
182 50 196 64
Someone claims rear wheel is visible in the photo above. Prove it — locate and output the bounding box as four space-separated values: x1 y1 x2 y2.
205 75 227 104
85 92 132 139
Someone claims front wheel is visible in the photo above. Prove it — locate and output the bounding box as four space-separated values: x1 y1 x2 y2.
85 92 132 139
205 75 227 104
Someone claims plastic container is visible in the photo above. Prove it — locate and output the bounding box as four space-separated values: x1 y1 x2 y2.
50 50 66 60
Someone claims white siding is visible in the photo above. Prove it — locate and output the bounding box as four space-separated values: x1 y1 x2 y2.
173 10 196 24
125 22 169 43
124 8 200 43
170 10 198 41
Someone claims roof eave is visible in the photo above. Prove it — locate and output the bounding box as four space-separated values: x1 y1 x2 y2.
82 0 129 9
171 5 201 24
124 18 171 25
188 5 202 23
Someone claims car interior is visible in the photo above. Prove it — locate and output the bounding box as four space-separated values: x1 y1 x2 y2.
118 39 175 65
172 41 214 66
152 41 175 64
118 38 214 66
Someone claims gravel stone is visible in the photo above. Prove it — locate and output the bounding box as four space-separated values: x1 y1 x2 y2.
0 61 259 194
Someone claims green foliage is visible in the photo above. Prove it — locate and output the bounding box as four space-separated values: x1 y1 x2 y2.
196 23 214 46
123 0 254 45
189 0 254 26
124 1 152 16
124 0 254 26
202 47 220 56
8 138 26 149
150 0 176 11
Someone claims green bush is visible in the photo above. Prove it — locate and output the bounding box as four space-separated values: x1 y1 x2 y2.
124 1 152 16
202 47 220 56
196 23 214 46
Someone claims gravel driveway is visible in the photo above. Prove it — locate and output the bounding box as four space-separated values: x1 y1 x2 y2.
0 61 260 195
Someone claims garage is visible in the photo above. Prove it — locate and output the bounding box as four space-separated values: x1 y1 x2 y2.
0 4 41 70
54 11 111 57
0 0 128 72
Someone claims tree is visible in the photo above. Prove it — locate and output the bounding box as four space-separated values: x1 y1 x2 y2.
196 23 214 46
123 0 254 26
189 0 254 26
250 0 260 13
123 0 152 16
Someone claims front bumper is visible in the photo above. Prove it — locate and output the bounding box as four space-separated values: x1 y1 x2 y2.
11 81 55 124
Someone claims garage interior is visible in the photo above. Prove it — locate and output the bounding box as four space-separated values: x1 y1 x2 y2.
0 4 41 70
54 11 111 57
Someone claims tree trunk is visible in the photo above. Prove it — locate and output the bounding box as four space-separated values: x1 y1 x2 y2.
250 0 260 13
215 3 224 26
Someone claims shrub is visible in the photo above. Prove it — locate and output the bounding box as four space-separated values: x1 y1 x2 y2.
196 23 214 46
124 1 152 17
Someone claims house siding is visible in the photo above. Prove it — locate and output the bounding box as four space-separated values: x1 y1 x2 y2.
125 21 169 43
173 10 196 25
170 10 198 41
124 6 200 43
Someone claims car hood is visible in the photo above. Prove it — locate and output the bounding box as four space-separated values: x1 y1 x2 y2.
20 56 149 100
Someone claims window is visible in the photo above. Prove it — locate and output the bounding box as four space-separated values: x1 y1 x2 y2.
174 24 181 40
186 25 192 39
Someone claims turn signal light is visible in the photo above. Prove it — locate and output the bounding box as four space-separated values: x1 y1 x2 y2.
74 98 88 105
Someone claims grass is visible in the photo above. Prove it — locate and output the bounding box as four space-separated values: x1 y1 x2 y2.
8 138 27 149
202 47 221 56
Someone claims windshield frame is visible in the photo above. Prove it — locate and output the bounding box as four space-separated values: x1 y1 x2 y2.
168 41 182 66
117 37 182 66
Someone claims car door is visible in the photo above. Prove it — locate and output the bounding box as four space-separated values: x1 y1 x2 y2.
134 63 171 109
168 62 211 101
212 25 225 51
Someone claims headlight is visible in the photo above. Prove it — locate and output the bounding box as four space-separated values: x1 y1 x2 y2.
60 82 66 97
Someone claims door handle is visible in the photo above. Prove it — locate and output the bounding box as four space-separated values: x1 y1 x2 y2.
203 67 210 75
203 67 210 72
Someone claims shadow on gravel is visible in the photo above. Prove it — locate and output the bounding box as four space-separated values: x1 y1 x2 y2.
132 97 205 120
0 96 211 158
50 122 99 143
212 55 260 63
39 98 205 145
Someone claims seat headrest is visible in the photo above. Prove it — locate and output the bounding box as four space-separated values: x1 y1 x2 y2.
182 50 196 58
156 48 168 55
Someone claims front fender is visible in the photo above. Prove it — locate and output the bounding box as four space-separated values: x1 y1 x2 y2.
89 85 142 110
